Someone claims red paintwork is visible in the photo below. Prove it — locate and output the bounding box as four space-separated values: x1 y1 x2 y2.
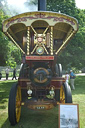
18 77 65 89
50 77 65 88
26 56 54 60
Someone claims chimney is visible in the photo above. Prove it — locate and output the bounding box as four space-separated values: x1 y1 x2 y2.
38 0 46 11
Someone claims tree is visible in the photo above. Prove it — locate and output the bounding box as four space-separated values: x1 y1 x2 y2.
0 10 9 66
47 0 76 16
0 0 12 15
6 42 21 68
0 9 21 66
46 0 85 70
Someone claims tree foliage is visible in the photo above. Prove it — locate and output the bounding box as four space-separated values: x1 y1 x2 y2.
0 8 21 66
47 0 85 70
0 10 9 66
47 0 76 16
6 42 21 68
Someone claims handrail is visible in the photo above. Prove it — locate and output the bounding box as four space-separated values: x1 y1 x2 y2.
55 31 75 55
7 32 25 54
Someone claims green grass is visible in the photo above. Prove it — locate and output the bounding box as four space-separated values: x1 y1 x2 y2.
72 76 85 128
0 76 85 128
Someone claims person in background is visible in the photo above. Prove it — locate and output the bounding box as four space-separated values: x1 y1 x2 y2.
12 68 17 80
5 67 10 80
65 71 69 84
70 70 76 90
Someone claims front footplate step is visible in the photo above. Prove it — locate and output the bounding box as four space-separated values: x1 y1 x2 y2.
21 98 57 110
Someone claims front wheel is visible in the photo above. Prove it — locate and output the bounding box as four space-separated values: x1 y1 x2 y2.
55 64 62 77
8 83 21 125
60 83 72 103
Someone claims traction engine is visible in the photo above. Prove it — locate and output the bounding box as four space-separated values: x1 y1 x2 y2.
2 0 78 125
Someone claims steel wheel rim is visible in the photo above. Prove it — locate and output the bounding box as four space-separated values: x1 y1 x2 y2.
16 86 21 123
60 85 65 103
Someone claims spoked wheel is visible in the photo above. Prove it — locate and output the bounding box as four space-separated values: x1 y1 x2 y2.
60 83 72 103
8 83 21 125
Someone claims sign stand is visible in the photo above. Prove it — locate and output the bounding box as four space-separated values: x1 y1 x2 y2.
58 104 80 128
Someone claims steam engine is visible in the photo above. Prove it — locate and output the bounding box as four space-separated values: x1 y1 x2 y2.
2 0 78 125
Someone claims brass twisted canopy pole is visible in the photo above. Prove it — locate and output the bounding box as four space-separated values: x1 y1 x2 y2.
27 27 30 55
50 27 53 55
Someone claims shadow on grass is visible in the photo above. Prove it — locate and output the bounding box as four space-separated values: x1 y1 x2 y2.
0 76 85 127
0 81 17 105
0 80 58 128
1 107 58 128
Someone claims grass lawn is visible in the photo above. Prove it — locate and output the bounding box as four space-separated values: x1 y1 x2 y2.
0 76 85 128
